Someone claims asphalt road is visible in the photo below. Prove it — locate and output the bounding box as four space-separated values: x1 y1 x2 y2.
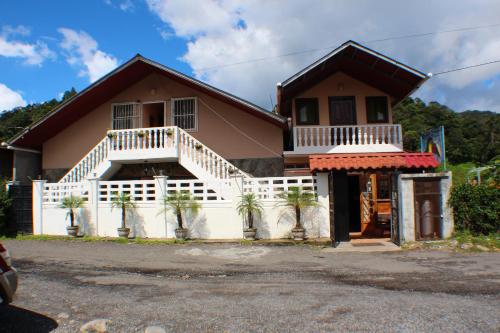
1 240 499 332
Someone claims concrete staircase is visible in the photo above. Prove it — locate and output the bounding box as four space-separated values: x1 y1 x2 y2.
59 126 248 188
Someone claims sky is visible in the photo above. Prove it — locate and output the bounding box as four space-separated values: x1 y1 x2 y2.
1 0 500 113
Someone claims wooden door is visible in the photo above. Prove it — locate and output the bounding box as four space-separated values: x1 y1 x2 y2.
329 97 356 125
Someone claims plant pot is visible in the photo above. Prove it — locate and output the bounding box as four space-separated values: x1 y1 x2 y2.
66 226 79 237
117 227 130 238
291 227 305 241
175 228 188 240
243 228 257 240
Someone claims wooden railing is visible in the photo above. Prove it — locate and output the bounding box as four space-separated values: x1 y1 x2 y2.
292 124 403 153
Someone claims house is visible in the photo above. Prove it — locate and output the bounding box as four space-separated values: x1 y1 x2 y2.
5 40 452 244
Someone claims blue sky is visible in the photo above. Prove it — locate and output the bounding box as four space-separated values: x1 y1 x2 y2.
1 0 500 113
0 0 191 106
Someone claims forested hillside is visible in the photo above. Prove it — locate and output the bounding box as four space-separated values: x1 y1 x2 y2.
0 88 76 142
393 98 499 164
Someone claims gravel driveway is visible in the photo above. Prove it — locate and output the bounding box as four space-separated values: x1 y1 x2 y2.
1 240 499 332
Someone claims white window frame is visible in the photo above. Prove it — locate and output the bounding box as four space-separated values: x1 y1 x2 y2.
110 102 143 130
171 97 198 132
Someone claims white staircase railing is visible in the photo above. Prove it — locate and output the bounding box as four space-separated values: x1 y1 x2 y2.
59 126 249 184
59 136 109 183
177 128 248 180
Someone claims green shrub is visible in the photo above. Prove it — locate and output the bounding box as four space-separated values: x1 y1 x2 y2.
449 183 499 235
0 180 12 235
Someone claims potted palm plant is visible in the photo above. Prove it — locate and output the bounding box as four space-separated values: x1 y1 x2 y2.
276 186 318 240
60 195 84 237
237 193 263 240
111 192 136 238
162 191 200 240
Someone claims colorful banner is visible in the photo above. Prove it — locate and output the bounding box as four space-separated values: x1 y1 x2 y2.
420 126 446 168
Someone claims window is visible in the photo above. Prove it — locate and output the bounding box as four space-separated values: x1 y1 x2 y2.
295 98 319 125
366 96 389 123
172 97 197 131
112 103 142 129
377 175 390 199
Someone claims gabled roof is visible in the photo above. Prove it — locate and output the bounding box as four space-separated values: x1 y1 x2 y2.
9 54 287 148
278 40 429 117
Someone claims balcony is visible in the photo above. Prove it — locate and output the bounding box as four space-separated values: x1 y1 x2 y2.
286 124 403 155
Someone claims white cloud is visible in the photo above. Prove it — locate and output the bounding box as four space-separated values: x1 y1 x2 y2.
0 83 27 112
104 0 135 12
58 28 119 82
0 25 55 65
147 0 500 112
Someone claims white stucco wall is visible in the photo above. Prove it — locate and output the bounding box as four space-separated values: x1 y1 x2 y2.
34 175 330 240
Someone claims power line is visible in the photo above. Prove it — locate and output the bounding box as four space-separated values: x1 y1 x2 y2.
432 59 500 76
195 22 500 71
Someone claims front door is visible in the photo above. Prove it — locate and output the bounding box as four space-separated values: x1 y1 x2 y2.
332 171 350 243
329 96 356 125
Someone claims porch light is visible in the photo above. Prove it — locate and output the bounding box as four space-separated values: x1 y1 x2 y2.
337 83 344 91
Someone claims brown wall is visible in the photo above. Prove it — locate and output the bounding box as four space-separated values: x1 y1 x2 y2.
42 73 283 170
291 72 393 126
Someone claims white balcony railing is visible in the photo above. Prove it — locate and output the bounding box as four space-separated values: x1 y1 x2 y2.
290 124 403 154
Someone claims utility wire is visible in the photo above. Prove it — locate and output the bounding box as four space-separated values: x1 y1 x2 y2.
195 23 500 71
432 59 500 76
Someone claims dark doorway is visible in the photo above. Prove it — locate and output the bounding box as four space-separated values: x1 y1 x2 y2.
348 176 361 232
414 178 442 240
329 96 356 125
332 171 350 242
143 102 165 128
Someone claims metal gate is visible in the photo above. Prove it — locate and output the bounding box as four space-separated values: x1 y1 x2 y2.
8 185 33 234
414 178 442 240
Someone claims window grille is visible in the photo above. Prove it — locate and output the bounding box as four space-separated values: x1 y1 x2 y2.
172 97 197 131
112 103 142 129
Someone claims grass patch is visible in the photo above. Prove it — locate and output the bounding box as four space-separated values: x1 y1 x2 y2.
403 231 499 252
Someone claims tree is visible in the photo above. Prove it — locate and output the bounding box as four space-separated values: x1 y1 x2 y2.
111 193 136 230
60 195 84 227
276 186 318 230
0 88 77 142
237 193 263 230
161 191 200 230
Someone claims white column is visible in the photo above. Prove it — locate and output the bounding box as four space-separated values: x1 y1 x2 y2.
154 175 169 238
87 177 100 236
32 180 46 235
315 173 330 238
441 172 454 238
230 175 245 238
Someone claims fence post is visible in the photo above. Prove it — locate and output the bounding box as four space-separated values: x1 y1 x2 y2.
32 179 46 235
87 177 100 236
230 175 244 238
315 173 330 238
154 175 169 238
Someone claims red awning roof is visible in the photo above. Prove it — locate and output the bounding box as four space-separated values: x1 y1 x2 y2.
309 152 439 172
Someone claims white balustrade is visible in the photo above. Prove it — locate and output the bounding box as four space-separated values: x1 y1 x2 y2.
292 124 403 154
177 128 246 180
43 182 89 203
242 176 317 201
